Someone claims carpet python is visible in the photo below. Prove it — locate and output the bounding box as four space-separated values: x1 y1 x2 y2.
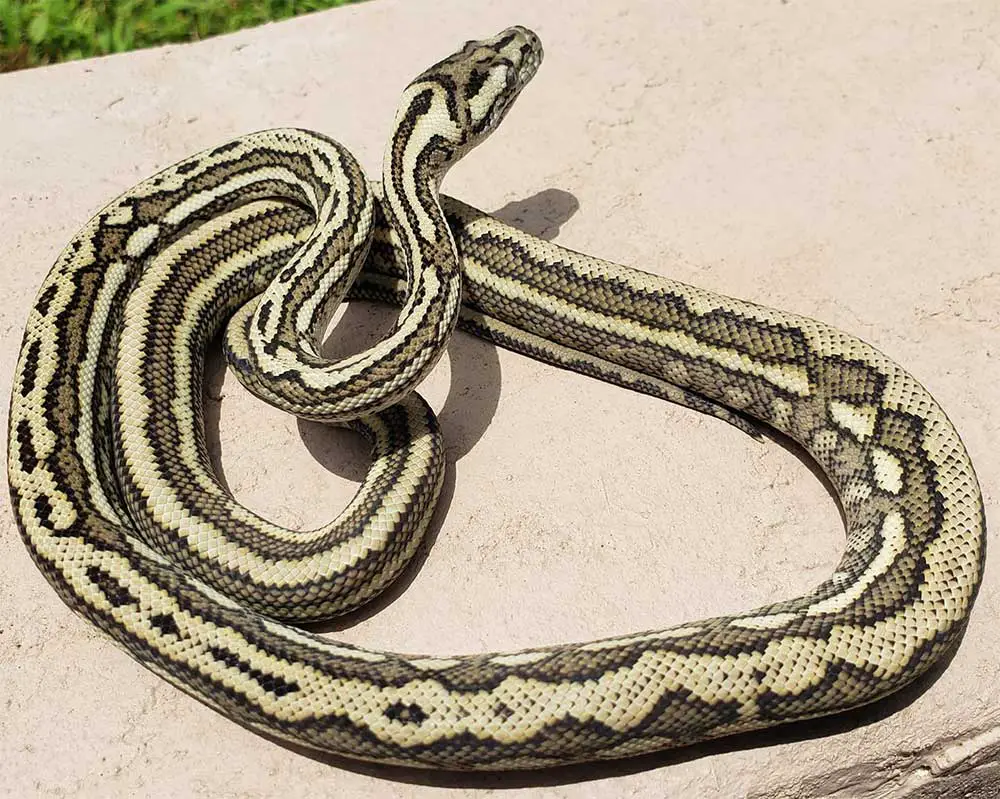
7 26 986 770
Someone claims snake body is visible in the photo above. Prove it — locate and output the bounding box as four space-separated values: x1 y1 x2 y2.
7 27 985 769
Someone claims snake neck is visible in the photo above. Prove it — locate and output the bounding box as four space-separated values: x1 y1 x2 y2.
381 80 465 312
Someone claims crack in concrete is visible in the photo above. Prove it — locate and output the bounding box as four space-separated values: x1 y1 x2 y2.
750 720 1000 798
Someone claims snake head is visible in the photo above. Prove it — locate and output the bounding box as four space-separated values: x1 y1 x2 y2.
451 26 544 139
390 26 544 177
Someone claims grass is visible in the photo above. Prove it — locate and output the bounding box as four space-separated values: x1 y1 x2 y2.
0 0 361 71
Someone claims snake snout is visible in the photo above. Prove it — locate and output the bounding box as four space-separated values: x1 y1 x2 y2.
491 25 544 87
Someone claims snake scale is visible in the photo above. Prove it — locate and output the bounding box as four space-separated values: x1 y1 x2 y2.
7 26 986 770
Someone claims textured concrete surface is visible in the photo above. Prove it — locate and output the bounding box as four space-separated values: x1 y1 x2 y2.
2 1 998 796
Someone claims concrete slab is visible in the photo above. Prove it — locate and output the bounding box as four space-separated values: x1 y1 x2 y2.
2 0 998 796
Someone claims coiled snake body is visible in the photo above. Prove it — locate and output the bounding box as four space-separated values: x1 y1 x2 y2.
7 27 986 769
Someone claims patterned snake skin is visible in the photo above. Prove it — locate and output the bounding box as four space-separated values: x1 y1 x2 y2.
6 26 985 769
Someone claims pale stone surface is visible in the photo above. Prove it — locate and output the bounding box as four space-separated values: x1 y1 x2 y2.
2 1 998 796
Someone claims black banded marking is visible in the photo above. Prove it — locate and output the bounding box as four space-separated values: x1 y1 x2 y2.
35 284 59 316
32 495 55 527
18 340 41 396
86 565 138 608
385 701 428 725
256 299 273 334
15 419 38 471
207 139 245 159
465 67 488 100
175 160 201 176
208 646 300 697
150 613 181 638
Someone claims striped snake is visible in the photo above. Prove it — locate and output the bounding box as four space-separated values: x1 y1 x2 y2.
7 26 986 770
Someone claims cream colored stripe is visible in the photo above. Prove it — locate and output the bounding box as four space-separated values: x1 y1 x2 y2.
490 651 552 667
829 400 877 441
163 166 317 227
807 511 906 616
75 258 132 525
466 259 812 396
730 612 800 631
871 447 904 494
579 627 705 652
